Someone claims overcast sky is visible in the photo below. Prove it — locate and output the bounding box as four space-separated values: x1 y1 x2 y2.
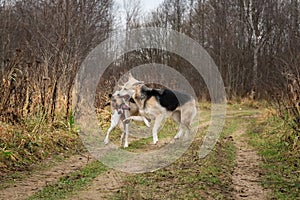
114 0 164 13
114 0 164 27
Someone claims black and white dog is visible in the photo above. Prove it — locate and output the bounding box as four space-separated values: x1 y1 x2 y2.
122 82 197 145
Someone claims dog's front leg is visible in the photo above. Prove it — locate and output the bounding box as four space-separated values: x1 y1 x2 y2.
120 116 125 145
142 117 151 127
123 123 129 148
123 116 150 127
123 110 130 148
104 110 121 145
152 114 165 144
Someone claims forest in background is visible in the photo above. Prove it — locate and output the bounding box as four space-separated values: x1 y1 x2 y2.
0 0 299 132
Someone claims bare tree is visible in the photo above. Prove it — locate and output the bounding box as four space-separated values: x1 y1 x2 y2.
123 0 142 30
242 0 267 99
0 0 114 122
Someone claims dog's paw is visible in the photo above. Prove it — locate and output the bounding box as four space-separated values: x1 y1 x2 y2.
123 118 131 124
174 130 183 139
104 137 109 145
170 139 176 144
174 134 181 139
144 119 151 127
123 142 128 148
153 139 158 145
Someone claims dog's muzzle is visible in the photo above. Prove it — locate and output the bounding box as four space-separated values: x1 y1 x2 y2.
117 103 130 114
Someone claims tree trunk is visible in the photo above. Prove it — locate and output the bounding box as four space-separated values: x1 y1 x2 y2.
251 45 259 100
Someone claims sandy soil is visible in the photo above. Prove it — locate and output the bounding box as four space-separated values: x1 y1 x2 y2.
68 170 127 200
231 125 269 199
0 153 93 200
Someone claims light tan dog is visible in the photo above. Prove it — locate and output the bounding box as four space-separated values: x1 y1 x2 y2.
104 74 150 148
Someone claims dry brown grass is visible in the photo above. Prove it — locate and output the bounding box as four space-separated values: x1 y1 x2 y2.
0 116 83 175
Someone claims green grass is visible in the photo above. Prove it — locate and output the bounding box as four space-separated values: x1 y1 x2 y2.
247 116 300 200
125 119 178 151
112 118 239 200
4 104 266 200
27 161 107 200
121 108 210 152
102 104 211 151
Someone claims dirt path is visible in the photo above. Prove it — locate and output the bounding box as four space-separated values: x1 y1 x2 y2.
0 153 93 200
66 120 212 199
3 115 269 200
231 124 268 199
68 170 127 200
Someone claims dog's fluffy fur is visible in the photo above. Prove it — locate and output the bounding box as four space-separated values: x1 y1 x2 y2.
125 84 197 144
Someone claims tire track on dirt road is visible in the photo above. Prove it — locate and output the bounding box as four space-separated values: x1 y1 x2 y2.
231 123 269 199
67 170 127 200
66 119 212 200
0 153 93 200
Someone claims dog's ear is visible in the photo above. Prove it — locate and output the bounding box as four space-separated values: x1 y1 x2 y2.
141 85 151 92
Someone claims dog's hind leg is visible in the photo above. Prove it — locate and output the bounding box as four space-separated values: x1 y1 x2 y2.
174 124 184 139
152 114 165 144
104 110 121 145
172 111 184 139
181 104 197 140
